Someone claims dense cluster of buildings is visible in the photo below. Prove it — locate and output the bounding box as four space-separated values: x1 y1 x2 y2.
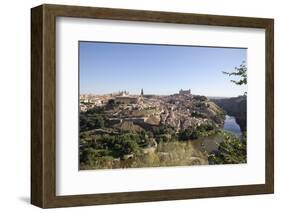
80 89 191 109
80 88 214 131
80 90 142 111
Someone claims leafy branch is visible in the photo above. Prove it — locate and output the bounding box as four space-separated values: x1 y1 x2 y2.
223 61 247 86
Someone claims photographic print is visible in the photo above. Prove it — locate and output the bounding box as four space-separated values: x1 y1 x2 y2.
31 5 274 207
79 42 247 170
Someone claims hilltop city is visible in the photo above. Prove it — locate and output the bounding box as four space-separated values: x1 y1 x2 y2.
80 89 225 131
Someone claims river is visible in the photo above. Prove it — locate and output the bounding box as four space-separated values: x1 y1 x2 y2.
188 114 242 154
223 115 242 136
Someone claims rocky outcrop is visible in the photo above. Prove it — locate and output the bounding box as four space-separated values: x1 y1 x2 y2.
212 96 247 132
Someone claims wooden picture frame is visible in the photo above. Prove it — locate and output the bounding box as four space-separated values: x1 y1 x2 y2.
31 4 274 208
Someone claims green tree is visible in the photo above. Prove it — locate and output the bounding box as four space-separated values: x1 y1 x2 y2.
114 134 141 157
193 95 208 101
208 132 246 164
178 127 199 140
223 61 247 86
93 115 105 128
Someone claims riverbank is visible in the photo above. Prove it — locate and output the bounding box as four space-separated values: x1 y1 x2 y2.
212 96 247 132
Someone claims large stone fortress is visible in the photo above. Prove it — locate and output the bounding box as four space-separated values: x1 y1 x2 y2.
179 89 191 96
115 95 139 104
114 90 142 104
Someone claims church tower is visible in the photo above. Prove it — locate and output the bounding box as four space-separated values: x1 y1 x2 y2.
141 88 144 96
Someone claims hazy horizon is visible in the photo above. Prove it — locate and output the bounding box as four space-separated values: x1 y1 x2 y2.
80 90 241 98
79 42 247 97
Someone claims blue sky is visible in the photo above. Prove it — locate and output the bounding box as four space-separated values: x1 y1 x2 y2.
79 41 247 97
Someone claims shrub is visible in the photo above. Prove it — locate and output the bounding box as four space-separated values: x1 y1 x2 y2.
178 127 199 140
208 132 246 164
191 111 207 118
193 95 207 102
